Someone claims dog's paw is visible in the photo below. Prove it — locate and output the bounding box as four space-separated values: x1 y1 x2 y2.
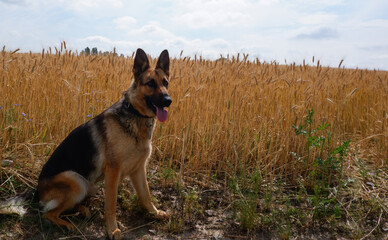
108 228 122 240
153 210 170 220
76 205 91 218
64 222 76 231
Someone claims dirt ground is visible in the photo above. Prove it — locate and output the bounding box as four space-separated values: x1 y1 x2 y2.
1 164 387 240
1 178 239 239
0 179 348 240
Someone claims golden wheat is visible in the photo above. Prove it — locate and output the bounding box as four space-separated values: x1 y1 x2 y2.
1 43 387 182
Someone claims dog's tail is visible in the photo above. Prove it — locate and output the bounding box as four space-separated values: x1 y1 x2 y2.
0 189 37 217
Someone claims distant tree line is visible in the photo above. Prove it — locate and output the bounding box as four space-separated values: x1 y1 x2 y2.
80 47 124 57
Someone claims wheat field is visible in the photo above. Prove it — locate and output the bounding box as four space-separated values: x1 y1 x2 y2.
0 43 387 183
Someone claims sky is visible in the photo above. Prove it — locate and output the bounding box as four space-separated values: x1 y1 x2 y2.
1 0 388 70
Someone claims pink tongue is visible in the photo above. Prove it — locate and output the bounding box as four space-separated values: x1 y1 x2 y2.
156 107 168 122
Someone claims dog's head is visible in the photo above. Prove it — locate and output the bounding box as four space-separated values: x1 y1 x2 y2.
128 48 172 122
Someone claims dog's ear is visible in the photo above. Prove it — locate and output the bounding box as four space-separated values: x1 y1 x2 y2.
156 49 169 77
133 48 150 79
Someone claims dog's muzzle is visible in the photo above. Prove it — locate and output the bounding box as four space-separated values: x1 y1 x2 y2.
160 94 172 108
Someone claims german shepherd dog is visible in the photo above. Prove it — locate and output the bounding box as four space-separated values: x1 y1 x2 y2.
37 49 171 239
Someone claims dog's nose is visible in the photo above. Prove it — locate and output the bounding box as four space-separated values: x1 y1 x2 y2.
162 95 172 107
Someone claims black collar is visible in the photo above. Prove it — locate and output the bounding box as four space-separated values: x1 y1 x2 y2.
122 99 151 119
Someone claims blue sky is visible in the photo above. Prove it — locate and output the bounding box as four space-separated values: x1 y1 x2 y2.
1 0 388 70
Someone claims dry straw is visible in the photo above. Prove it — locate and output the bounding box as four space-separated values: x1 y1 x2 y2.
1 43 387 182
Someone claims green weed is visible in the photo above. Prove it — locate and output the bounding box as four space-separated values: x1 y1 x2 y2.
293 109 350 219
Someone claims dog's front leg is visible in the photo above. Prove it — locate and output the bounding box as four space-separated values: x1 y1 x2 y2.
104 165 122 240
130 164 169 219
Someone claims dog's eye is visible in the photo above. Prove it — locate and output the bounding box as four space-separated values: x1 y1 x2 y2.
162 79 169 88
146 80 156 88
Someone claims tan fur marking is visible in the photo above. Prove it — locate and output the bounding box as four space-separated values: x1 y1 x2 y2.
38 171 89 230
103 115 153 175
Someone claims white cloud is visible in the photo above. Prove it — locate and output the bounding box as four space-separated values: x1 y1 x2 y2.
295 27 339 40
361 19 388 28
58 0 123 13
77 35 139 53
172 0 253 29
124 22 232 56
82 35 112 44
289 0 344 8
258 0 280 6
1 0 388 69
114 16 137 30
175 10 250 29
130 21 175 38
374 54 388 59
78 25 232 59
0 0 25 5
298 12 338 25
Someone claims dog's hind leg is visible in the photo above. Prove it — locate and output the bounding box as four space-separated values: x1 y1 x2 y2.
73 182 98 218
38 171 90 230
42 204 75 230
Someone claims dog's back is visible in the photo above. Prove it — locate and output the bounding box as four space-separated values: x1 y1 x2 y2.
38 122 98 181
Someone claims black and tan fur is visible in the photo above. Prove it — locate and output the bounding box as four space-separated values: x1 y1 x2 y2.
37 49 171 239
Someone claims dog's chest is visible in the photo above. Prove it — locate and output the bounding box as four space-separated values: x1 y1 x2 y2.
120 139 152 175
105 117 154 175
